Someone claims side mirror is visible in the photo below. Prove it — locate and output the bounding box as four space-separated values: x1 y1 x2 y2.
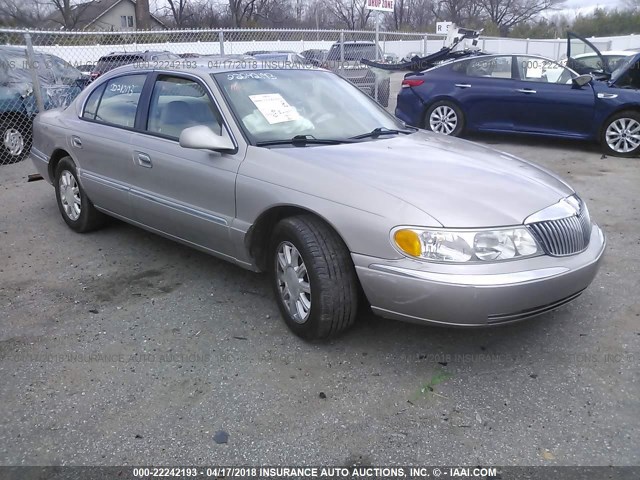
179 125 235 152
572 74 592 87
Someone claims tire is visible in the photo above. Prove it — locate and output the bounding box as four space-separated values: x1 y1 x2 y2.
600 110 640 157
269 215 359 340
1 115 32 164
424 100 464 136
54 157 106 233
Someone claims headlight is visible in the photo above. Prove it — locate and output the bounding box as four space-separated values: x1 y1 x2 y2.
392 227 542 263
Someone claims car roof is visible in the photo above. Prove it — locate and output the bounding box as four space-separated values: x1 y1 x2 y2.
101 61 325 77
332 41 376 45
99 50 173 58
420 53 578 75
0 45 28 54
0 45 64 59
574 50 635 58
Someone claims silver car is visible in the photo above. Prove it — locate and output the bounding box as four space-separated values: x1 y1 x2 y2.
30 63 606 339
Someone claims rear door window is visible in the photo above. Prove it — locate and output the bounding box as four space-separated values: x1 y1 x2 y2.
465 56 513 78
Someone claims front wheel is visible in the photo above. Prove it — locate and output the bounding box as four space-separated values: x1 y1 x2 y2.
269 215 359 340
601 111 640 157
424 101 464 136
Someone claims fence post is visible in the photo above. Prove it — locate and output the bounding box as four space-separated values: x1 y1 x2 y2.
340 30 344 68
374 11 380 102
24 33 45 113
423 35 428 55
525 38 530 54
219 30 225 55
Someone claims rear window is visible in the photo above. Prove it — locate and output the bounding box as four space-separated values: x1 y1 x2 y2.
95 55 144 73
327 44 379 61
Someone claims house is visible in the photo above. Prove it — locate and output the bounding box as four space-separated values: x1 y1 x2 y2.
43 0 167 31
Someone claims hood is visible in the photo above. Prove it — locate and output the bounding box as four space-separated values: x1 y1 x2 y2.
276 131 574 228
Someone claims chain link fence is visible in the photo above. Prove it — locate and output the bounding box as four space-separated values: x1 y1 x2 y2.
0 27 617 166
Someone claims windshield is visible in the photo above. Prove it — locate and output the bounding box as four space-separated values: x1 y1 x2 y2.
213 69 403 145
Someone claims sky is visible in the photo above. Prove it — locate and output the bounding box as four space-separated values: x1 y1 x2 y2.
552 0 627 17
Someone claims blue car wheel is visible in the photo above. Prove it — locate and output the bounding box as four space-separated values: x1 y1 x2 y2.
601 110 640 157
425 101 464 137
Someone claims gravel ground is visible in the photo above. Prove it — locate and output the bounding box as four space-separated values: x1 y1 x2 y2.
1 99 639 467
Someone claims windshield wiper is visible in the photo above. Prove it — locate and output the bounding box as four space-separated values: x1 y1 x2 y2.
256 134 354 147
350 126 416 140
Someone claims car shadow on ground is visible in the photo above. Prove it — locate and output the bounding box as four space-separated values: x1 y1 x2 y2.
104 217 571 360
17 159 593 367
465 132 604 156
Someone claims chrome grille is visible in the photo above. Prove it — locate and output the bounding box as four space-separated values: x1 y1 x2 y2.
527 207 591 256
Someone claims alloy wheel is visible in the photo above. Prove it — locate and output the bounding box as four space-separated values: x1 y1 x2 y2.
429 105 458 135
275 241 311 323
605 117 640 154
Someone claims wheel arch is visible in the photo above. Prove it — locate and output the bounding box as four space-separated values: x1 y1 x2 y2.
601 104 640 126
48 148 72 182
245 204 352 273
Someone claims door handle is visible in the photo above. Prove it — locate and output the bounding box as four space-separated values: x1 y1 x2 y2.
516 88 537 94
455 83 471 88
136 152 153 168
71 136 82 148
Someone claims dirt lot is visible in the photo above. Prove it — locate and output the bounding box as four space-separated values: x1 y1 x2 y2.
1 122 639 466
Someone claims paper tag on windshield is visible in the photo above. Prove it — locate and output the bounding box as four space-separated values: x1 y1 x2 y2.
248 93 301 124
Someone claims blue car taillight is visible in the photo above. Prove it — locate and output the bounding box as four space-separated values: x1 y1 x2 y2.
401 79 424 88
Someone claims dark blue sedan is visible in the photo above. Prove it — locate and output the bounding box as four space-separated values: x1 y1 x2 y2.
395 51 640 157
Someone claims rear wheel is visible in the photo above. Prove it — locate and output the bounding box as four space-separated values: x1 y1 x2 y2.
1 115 31 164
54 157 106 232
269 215 359 340
424 100 464 136
601 111 640 157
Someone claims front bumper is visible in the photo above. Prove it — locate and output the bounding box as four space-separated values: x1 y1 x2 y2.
354 224 606 326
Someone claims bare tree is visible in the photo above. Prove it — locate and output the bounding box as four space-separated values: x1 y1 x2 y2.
329 0 372 29
228 0 258 27
186 0 224 27
303 0 333 29
49 0 80 29
392 0 406 30
165 0 191 27
407 0 437 30
0 0 46 27
480 0 562 35
431 0 475 25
